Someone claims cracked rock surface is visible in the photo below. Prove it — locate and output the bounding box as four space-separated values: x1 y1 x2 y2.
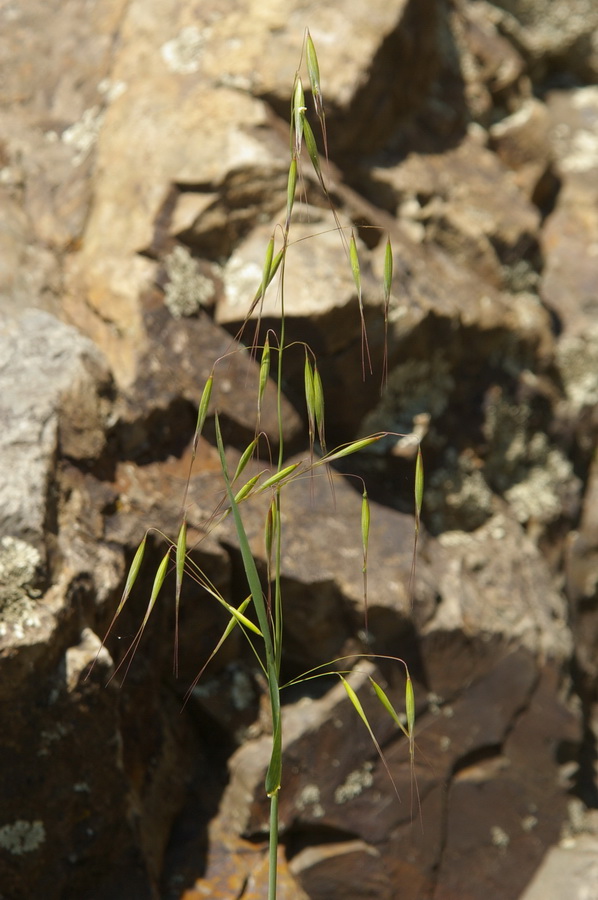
1 1 597 899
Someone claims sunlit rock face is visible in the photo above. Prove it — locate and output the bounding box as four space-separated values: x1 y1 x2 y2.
1 1 597 898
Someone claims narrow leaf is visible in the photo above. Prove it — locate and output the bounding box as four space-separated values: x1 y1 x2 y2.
261 237 275 302
410 445 424 606
350 231 372 377
174 519 187 676
183 596 258 706
405 675 415 739
415 446 424 526
315 435 383 465
219 598 263 636
256 462 301 493
361 490 370 568
383 237 393 303
118 536 146 617
193 375 213 456
361 490 370 637
349 231 361 296
234 473 261 504
233 438 259 484
305 30 328 159
304 353 315 447
257 336 270 423
286 156 298 231
264 498 278 567
214 414 274 664
339 675 370 729
306 32 323 116
369 678 409 738
88 534 147 678
268 248 284 286
340 674 402 804
140 549 170 632
313 364 326 453
302 116 321 178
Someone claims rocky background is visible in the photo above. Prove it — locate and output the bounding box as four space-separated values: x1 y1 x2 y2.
1 1 598 898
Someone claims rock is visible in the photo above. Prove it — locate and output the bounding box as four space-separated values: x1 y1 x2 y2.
181 825 309 900
63 12 290 385
519 834 598 900
218 663 402 839
201 485 576 897
566 452 598 684
452 0 528 124
489 98 557 205
427 664 579 900
486 0 598 82
0 190 30 308
0 0 128 253
425 509 571 668
0 307 201 900
1 2 596 897
60 0 439 388
0 627 154 900
177 0 439 157
104 445 238 690
217 205 366 353
290 839 392 900
216 203 379 435
116 299 303 460
541 87 598 339
367 133 541 290
0 310 113 556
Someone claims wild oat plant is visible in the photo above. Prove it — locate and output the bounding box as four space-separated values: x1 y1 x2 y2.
99 33 423 900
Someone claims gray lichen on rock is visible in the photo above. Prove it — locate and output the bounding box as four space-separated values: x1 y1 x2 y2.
503 435 578 524
164 245 215 318
0 820 46 855
334 762 374 804
0 536 43 613
557 330 598 412
483 390 581 525
160 25 205 75
361 350 454 443
425 448 495 533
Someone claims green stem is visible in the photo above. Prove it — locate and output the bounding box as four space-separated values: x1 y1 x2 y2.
276 250 287 473
268 792 279 900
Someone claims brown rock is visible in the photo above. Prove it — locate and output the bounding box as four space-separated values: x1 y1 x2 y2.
117 300 303 459
0 0 128 252
453 0 528 123
520 834 598 900
489 98 556 204
181 825 308 900
566 452 598 682
541 87 598 339
290 839 393 900
486 0 598 82
63 4 290 386
183 0 439 157
0 627 155 900
1 3 595 898
429 665 578 900
104 445 238 690
0 310 113 556
368 133 541 290
217 205 367 355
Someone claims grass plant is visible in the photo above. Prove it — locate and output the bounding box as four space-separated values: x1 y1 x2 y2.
97 31 423 900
